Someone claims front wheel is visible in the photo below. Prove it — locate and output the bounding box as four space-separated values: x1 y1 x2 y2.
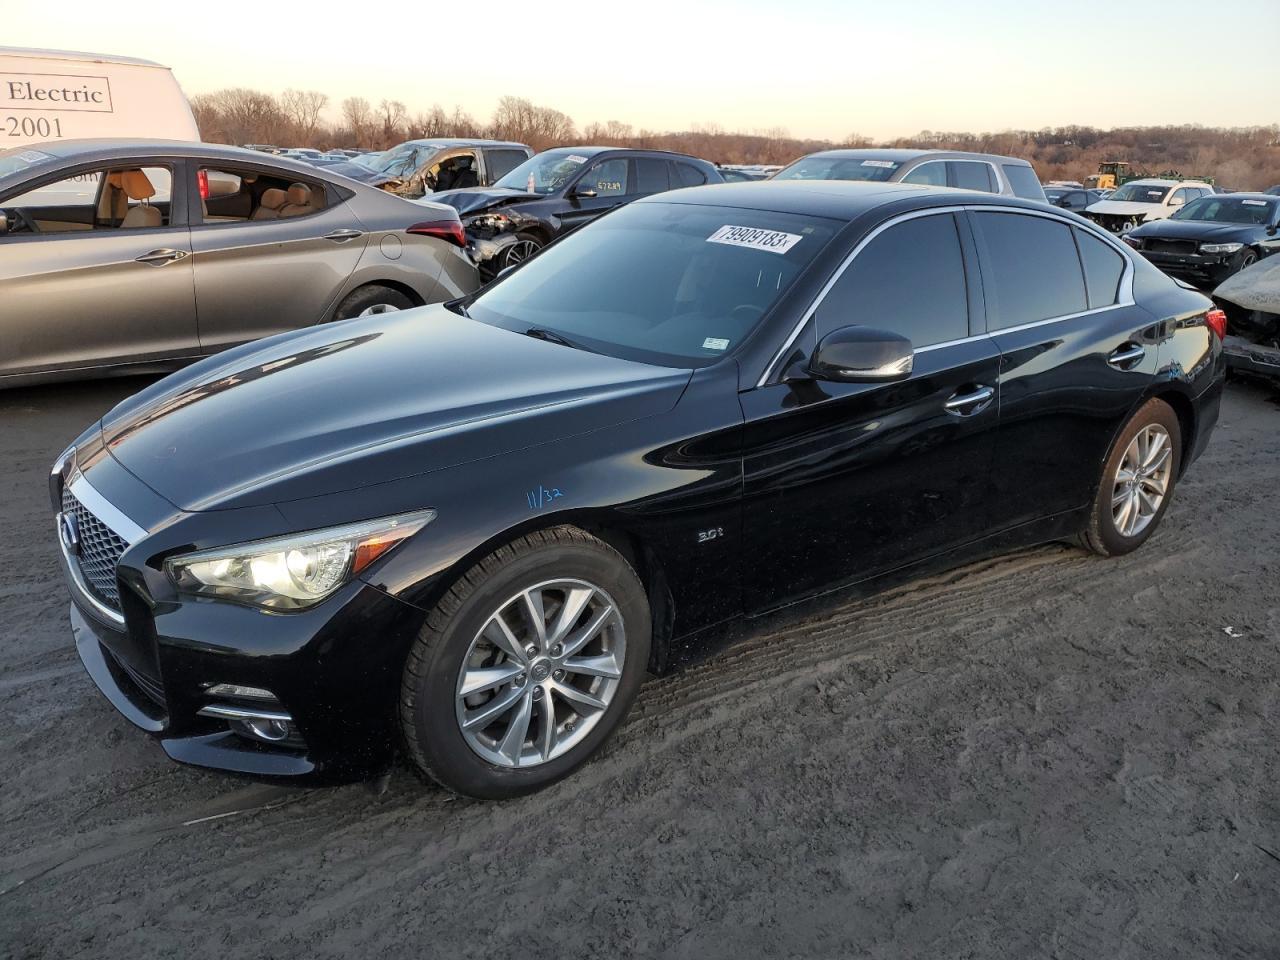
1080 398 1182 557
399 527 650 799
499 232 543 270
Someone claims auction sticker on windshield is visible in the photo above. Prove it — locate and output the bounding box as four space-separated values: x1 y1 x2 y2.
566 155 588 164
707 225 802 254
861 159 896 168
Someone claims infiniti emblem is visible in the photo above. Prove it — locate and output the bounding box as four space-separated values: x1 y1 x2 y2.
59 512 81 556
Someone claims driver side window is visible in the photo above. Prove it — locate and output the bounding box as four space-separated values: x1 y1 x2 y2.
584 158 629 197
3 166 172 234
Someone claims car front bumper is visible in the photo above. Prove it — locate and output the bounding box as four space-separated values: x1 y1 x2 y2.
61 530 427 784
1138 249 1238 285
1223 334 1280 380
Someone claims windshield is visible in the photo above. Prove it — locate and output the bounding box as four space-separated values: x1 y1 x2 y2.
773 155 902 183
0 147 56 180
1108 182 1171 203
466 201 840 367
495 149 593 195
1172 196 1276 224
360 144 437 176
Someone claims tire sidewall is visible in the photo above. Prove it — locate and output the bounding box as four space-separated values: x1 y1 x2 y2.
1092 399 1182 555
501 232 543 269
333 285 415 321
405 541 650 799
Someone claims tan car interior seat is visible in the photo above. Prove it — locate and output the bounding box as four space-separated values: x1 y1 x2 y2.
115 170 162 228
251 188 288 220
278 182 321 217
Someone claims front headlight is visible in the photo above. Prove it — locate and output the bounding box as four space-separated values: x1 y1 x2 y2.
468 212 511 232
1200 242 1244 254
165 509 436 610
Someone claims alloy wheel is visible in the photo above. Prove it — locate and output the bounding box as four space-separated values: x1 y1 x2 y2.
455 579 625 768
1111 424 1173 538
503 239 540 266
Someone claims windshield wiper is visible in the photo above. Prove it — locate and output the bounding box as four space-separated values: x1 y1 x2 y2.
524 327 587 351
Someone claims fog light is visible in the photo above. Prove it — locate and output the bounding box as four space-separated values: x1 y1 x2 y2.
205 682 276 700
235 717 292 742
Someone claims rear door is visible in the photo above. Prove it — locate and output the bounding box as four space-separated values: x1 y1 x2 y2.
970 209 1159 528
482 147 530 186
0 161 198 379
741 210 1001 611
186 162 367 352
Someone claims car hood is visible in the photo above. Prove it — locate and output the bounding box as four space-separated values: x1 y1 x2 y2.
1132 219 1260 243
1085 200 1168 217
425 188 540 216
101 307 692 511
1215 255 1280 313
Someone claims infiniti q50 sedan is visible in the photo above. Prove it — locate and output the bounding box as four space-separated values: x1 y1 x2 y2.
52 181 1224 799
0 140 479 387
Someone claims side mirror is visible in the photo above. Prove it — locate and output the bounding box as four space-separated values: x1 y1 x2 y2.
808 326 914 383
572 184 597 199
0 210 7 234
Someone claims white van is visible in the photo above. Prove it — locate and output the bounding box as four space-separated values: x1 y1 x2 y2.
0 47 198 147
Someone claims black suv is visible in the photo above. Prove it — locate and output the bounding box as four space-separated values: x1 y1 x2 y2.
428 146 723 275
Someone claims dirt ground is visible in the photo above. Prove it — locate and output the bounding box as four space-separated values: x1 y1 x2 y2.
1 374 1277 959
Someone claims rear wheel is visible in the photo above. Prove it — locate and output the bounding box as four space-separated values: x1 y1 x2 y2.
332 284 415 321
1080 398 1182 557
399 527 650 799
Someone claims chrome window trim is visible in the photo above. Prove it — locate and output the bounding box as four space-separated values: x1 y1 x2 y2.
757 203 1136 387
899 158 1006 195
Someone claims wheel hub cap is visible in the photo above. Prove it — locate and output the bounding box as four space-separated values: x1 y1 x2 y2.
454 579 625 769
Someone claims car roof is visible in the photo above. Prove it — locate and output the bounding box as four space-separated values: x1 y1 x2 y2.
1212 192 1277 200
397 139 528 149
634 179 1035 221
796 148 1032 166
0 139 356 187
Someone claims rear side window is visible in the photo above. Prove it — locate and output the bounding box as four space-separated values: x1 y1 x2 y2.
1075 229 1125 308
974 212 1087 328
483 149 528 181
672 162 707 187
900 162 946 187
635 158 670 195
1002 163 1046 201
816 213 969 347
950 161 995 192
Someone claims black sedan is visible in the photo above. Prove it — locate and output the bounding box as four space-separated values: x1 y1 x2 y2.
428 146 722 276
1044 186 1107 212
1124 193 1280 286
54 181 1224 799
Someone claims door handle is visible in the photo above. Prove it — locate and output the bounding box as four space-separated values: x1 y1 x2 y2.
1107 343 1146 368
323 229 364 242
944 385 995 416
134 248 189 266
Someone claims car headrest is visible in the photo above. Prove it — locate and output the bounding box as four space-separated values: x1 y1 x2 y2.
286 183 311 205
260 188 288 209
116 169 156 201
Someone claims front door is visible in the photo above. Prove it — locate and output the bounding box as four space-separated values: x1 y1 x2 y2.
561 156 633 232
0 163 198 379
741 211 1000 612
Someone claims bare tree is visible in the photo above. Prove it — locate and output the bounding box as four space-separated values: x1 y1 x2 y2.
281 89 329 143
378 99 408 147
341 96 375 148
490 96 576 151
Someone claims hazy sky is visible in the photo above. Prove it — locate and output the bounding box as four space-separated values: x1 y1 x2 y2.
6 0 1278 140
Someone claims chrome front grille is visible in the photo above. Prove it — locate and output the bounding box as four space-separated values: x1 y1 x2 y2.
61 486 127 611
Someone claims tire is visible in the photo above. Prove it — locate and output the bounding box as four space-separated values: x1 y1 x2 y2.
499 232 543 270
1233 250 1258 276
332 284 415 321
399 526 650 799
1079 398 1182 557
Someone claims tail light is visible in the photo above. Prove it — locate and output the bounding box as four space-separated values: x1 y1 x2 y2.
197 169 209 200
407 219 466 248
1204 308 1227 341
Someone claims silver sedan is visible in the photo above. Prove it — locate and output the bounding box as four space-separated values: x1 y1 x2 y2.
0 140 480 386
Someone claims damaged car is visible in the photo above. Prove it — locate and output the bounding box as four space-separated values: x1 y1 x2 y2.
1214 254 1280 380
1124 193 1280 286
356 139 533 198
1084 179 1214 234
428 147 723 276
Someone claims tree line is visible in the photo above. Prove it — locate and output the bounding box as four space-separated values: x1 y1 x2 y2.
190 88 1280 190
